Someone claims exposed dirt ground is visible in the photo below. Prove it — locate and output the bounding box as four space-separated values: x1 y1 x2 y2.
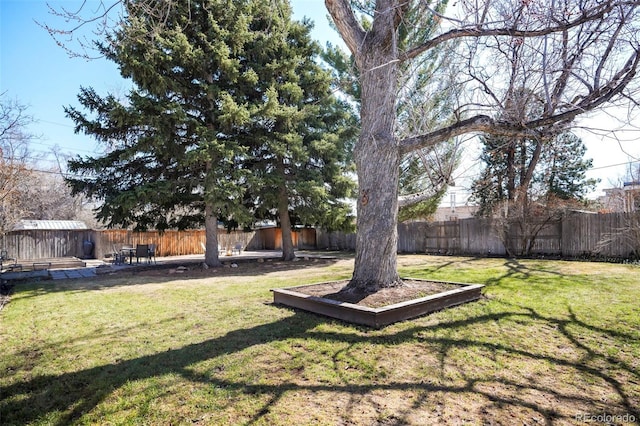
295 279 462 308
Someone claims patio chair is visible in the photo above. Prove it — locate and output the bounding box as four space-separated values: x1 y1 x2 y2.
233 242 243 255
201 242 225 256
112 245 125 265
148 244 157 264
136 244 150 264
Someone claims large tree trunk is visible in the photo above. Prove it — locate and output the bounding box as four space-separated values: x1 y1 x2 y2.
204 203 221 268
278 184 296 261
350 136 402 291
347 6 402 292
203 157 222 267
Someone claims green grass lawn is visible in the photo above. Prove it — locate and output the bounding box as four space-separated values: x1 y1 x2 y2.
1 255 639 425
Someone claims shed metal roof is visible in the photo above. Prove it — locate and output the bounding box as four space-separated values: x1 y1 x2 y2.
12 220 89 231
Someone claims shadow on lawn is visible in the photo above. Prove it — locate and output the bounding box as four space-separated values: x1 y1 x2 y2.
403 256 571 289
2 300 638 426
483 257 571 286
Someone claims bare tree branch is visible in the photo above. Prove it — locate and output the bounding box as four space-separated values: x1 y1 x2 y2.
325 0 367 56
402 0 632 60
399 114 528 154
400 42 640 154
398 189 436 208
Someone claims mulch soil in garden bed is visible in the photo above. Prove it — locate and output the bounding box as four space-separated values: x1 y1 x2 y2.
293 279 462 309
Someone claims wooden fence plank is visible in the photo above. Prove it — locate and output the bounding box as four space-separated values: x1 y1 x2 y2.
0 228 316 260
314 212 639 259
1 212 638 261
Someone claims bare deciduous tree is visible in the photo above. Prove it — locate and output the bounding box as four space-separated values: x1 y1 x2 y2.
326 0 640 291
0 95 100 233
0 95 35 234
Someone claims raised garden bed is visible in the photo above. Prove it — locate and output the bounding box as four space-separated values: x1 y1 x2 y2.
272 278 484 328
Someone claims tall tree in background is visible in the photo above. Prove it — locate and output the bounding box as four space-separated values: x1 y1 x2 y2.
540 133 598 201
236 13 356 261
471 132 597 217
65 0 355 264
0 95 93 233
0 95 36 234
471 131 597 255
66 0 261 266
469 87 598 255
395 61 461 222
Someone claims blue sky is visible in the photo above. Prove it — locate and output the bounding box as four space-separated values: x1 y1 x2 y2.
0 0 340 167
1 1 124 162
1 0 638 198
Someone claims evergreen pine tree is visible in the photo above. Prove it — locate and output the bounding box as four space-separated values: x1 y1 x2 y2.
65 0 355 264
238 6 357 260
471 131 597 217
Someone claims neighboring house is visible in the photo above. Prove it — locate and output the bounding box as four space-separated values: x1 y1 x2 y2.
597 182 640 213
11 220 89 231
433 192 477 222
433 205 477 222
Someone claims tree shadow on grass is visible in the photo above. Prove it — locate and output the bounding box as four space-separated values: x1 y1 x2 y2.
2 302 638 425
482 257 572 287
400 256 571 288
1 312 322 425
310 302 640 425
400 255 495 276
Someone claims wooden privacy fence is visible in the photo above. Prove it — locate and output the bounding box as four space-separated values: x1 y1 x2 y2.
2 212 638 260
0 229 95 260
0 227 318 261
93 230 209 260
318 211 640 259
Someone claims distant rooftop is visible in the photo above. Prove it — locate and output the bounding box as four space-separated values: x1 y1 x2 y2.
12 220 89 231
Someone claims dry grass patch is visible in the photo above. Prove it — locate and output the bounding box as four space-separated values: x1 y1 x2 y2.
1 255 639 425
